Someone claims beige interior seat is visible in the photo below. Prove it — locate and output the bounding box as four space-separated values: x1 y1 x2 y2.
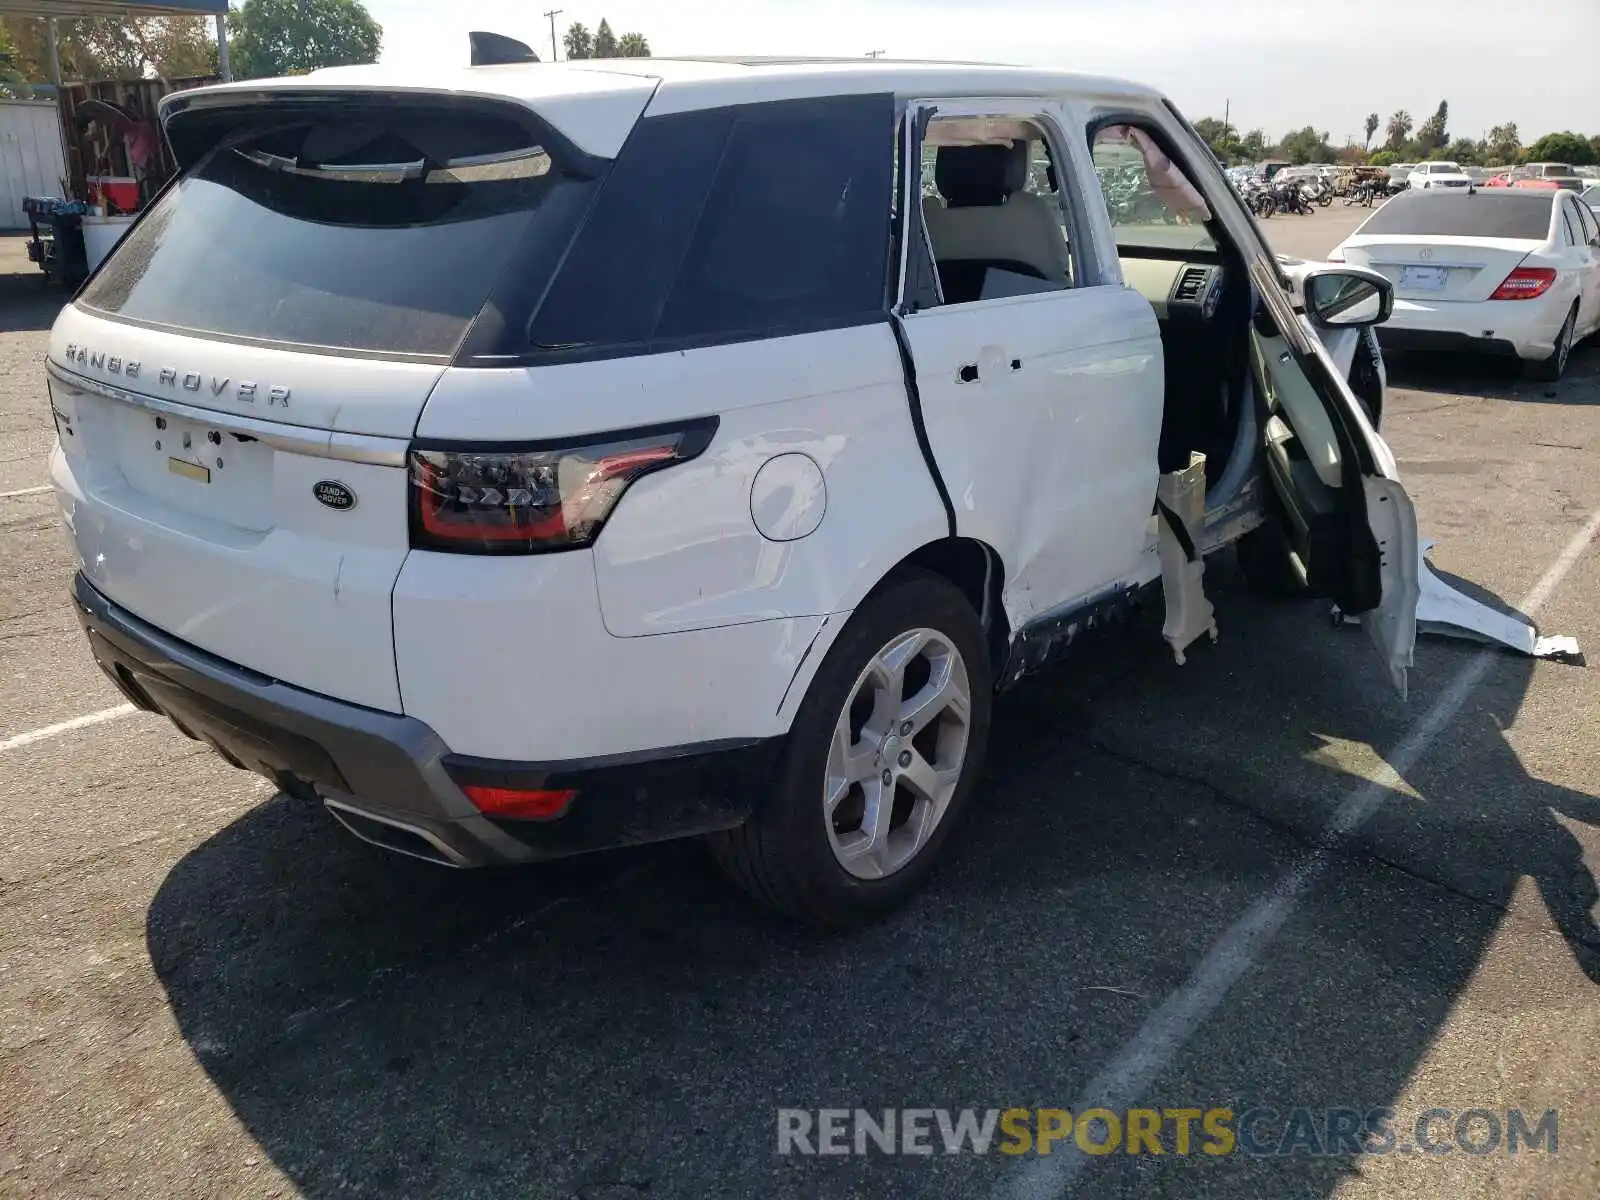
922 141 1071 285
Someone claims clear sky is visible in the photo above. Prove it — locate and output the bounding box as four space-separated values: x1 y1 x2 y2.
367 0 1598 145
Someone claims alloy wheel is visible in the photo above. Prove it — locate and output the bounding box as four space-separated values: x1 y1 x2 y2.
823 628 972 880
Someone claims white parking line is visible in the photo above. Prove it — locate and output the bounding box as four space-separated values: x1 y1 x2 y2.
1001 504 1600 1200
0 485 50 499
0 704 137 754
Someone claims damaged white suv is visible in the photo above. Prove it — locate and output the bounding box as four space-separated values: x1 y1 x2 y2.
50 49 1422 923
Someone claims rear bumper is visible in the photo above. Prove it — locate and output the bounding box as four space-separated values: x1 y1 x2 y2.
1379 296 1569 361
73 572 776 867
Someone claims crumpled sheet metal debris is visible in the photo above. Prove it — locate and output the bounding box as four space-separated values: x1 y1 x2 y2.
1340 540 1581 661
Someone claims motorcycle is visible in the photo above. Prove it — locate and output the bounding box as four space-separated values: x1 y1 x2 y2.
1238 176 1276 217
1271 178 1312 215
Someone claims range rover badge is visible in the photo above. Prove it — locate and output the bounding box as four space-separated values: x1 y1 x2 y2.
313 480 357 511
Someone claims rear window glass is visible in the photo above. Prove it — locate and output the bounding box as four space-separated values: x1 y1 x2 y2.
81 104 592 357
1357 192 1554 239
531 94 894 354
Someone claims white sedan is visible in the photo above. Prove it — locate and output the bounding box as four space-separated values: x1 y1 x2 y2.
1406 161 1473 190
1332 187 1600 380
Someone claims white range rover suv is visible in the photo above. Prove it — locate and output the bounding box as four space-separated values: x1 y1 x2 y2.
48 47 1418 923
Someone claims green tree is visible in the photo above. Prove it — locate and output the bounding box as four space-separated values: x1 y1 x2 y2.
230 0 381 80
1484 122 1520 164
1277 126 1335 165
1385 109 1413 151
1443 137 1482 165
1363 112 1379 151
1524 130 1595 165
0 13 214 81
1192 116 1242 162
0 22 27 96
592 18 617 58
1414 100 1448 154
1237 128 1268 161
1368 150 1398 167
616 31 650 57
563 21 592 59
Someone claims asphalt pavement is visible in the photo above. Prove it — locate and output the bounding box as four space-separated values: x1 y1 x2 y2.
1 206 1597 1200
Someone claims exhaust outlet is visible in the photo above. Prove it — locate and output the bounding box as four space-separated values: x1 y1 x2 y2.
324 799 469 868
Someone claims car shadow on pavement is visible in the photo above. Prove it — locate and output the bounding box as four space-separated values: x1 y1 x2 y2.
1384 340 1600 404
145 567 1599 1199
0 267 66 333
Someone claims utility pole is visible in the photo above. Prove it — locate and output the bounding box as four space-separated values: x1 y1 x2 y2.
544 9 563 61
865 49 886 58
1223 98 1230 137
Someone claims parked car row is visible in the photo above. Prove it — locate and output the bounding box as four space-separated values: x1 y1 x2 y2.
1483 162 1591 191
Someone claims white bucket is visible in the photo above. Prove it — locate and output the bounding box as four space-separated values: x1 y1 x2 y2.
81 214 137 272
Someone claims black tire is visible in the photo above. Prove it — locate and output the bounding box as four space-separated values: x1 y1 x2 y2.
1527 306 1577 382
707 570 992 925
1236 515 1308 599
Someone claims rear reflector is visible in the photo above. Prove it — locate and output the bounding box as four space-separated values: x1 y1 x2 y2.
461 784 577 821
1489 266 1556 300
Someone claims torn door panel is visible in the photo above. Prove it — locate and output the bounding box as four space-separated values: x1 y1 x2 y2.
1338 541 1581 661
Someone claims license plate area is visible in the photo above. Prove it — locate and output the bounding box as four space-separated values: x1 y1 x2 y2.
110 404 275 531
168 456 211 484
1400 265 1449 291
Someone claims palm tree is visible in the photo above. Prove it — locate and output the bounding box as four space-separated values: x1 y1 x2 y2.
1385 110 1413 152
617 32 650 58
563 22 593 60
1363 112 1379 151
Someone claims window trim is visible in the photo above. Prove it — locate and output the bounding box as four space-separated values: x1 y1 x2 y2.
1559 203 1578 246
896 97 1096 317
1565 196 1597 245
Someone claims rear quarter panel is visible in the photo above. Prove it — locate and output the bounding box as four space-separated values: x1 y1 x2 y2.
417 324 948 636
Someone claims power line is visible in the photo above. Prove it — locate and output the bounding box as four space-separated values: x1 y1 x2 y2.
544 8 564 61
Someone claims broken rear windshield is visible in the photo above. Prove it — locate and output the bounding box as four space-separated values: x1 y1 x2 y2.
1357 192 1554 240
80 104 596 357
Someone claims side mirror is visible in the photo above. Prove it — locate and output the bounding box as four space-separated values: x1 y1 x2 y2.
1303 266 1394 328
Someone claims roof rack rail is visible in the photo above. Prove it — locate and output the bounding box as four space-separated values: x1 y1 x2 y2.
470 31 540 66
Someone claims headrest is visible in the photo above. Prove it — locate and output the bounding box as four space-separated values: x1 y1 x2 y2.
935 140 1029 207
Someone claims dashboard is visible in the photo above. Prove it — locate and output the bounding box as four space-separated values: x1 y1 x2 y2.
1121 257 1226 323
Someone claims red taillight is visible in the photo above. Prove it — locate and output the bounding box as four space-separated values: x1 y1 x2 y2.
1489 267 1556 300
460 784 577 821
409 418 717 554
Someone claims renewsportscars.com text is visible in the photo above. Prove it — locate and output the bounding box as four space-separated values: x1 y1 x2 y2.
776 1107 1558 1158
